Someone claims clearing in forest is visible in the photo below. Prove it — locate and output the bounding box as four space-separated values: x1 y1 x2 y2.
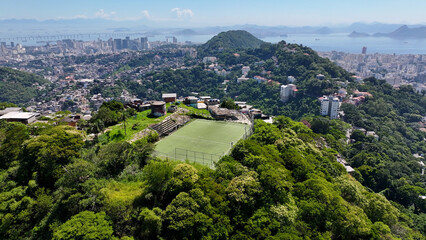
154 119 249 167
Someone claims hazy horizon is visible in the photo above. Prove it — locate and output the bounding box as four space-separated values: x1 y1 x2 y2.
1 0 425 28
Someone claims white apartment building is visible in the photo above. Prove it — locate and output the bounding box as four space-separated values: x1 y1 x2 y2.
320 95 341 119
329 97 340 119
242 66 250 76
320 97 330 116
202 56 217 63
280 84 297 102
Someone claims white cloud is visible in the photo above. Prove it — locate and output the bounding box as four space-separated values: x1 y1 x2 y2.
141 10 150 19
73 15 89 19
171 8 194 18
56 15 89 20
95 9 116 19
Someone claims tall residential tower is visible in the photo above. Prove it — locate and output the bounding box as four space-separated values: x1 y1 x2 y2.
280 84 298 102
319 95 340 119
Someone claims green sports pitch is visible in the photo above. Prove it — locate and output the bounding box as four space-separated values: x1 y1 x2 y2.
154 119 250 167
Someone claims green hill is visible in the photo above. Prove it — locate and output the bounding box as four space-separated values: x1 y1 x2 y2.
199 30 265 54
132 40 426 235
1 114 424 239
0 67 49 104
1 35 425 239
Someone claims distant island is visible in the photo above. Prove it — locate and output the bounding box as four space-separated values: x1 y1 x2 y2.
373 25 426 39
348 31 370 38
173 29 199 36
1 19 426 39
347 25 426 39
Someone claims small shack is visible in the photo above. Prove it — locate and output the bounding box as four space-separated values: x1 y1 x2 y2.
183 96 198 108
206 99 220 105
0 112 38 124
250 109 262 119
208 106 239 121
62 115 81 127
0 107 22 116
162 93 177 103
151 101 166 117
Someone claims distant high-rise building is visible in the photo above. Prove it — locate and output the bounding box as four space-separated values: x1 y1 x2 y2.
10 42 14 48
319 95 340 119
122 40 128 49
107 38 113 48
329 97 340 119
362 46 367 54
173 36 177 44
0 42 6 53
122 36 130 49
62 39 74 49
280 84 298 102
140 37 148 50
113 39 122 51
320 97 330 116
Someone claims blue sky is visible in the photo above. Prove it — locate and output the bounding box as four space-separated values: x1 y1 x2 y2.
1 0 425 27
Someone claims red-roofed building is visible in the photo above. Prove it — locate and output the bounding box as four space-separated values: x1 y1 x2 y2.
253 76 268 83
353 90 373 97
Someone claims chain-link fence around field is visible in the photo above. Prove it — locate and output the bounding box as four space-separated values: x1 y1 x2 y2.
153 148 222 168
153 119 255 168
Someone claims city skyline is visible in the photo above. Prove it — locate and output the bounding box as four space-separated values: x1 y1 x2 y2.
1 0 426 27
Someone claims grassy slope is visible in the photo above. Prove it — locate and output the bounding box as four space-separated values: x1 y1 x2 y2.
107 109 172 142
177 103 213 119
106 104 211 142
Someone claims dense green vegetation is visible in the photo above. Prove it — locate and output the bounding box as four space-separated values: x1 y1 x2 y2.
220 97 240 110
340 79 426 212
0 67 49 104
199 30 265 55
121 35 426 235
126 66 228 100
1 31 425 238
224 42 352 118
83 100 135 135
132 41 352 119
0 102 18 110
1 115 424 239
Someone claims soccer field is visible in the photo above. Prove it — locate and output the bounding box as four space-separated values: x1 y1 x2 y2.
154 119 249 167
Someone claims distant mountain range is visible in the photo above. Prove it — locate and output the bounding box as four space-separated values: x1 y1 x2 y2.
0 18 425 39
374 25 426 38
348 25 426 39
